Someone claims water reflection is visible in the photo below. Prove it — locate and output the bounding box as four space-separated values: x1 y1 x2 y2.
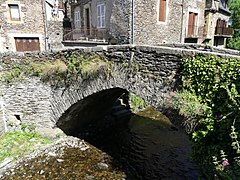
1 107 200 179
79 107 200 179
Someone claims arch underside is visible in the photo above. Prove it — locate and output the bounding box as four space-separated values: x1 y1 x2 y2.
53 64 177 134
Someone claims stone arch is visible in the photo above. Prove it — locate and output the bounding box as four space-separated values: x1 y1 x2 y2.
51 64 176 133
56 87 128 135
51 63 175 131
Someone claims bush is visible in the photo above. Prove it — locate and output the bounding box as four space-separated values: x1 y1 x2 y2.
165 55 240 178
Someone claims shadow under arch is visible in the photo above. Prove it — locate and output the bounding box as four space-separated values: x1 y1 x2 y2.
56 87 129 135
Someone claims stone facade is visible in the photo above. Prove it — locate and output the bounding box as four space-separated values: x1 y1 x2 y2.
0 0 45 52
182 0 206 44
109 0 130 44
132 0 182 45
68 0 232 47
68 0 114 42
47 21 64 50
0 0 64 52
204 0 232 48
0 44 239 135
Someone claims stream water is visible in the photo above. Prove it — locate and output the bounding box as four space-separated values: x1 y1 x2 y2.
1 107 201 179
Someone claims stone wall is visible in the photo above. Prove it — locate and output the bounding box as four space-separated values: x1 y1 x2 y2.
133 0 182 45
109 0 130 44
0 45 239 134
0 0 45 52
0 0 66 52
47 21 64 50
0 78 54 132
183 0 206 43
159 43 240 56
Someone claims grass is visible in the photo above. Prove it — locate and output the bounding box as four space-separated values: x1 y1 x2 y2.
0 130 52 162
129 93 148 113
0 54 110 85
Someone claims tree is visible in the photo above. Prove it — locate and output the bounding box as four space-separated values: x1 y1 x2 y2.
227 0 240 50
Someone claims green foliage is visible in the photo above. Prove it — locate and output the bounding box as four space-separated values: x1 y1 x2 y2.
129 93 148 113
212 126 240 179
174 55 240 177
163 90 210 133
0 54 110 85
0 60 66 84
227 0 240 50
0 127 51 163
65 53 109 81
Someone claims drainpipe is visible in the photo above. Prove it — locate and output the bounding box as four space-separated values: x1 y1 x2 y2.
42 0 49 51
180 0 184 43
131 0 134 46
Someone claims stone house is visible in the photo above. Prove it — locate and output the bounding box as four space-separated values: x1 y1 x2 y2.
64 0 117 45
66 0 232 47
0 0 65 52
203 0 232 47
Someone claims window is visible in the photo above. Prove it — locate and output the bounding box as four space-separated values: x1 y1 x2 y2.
159 0 166 22
74 7 81 29
187 12 198 36
97 4 105 28
9 4 20 21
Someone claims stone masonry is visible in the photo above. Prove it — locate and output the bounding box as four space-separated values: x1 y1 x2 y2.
0 44 239 135
0 0 64 52
0 0 46 51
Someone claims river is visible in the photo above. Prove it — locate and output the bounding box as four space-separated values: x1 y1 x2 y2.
1 107 201 179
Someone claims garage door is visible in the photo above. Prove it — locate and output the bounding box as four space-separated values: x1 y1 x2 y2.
15 37 40 52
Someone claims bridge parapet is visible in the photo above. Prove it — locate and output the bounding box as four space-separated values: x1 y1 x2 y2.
0 45 239 134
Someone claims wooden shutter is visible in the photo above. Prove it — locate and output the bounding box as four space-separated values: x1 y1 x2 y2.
215 19 221 34
188 12 196 36
159 0 166 22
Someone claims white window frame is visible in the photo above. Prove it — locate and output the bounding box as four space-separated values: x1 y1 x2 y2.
97 3 105 28
8 4 21 21
74 7 81 29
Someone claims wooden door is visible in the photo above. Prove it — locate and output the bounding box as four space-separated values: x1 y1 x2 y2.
15 37 40 52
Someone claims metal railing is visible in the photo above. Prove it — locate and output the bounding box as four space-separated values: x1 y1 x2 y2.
215 27 233 36
63 28 108 42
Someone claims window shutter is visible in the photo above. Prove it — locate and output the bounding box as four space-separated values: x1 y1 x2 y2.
97 4 105 28
159 0 166 22
101 5 105 27
188 12 194 35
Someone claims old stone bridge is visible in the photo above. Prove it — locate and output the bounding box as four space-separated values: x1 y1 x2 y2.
0 44 239 135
